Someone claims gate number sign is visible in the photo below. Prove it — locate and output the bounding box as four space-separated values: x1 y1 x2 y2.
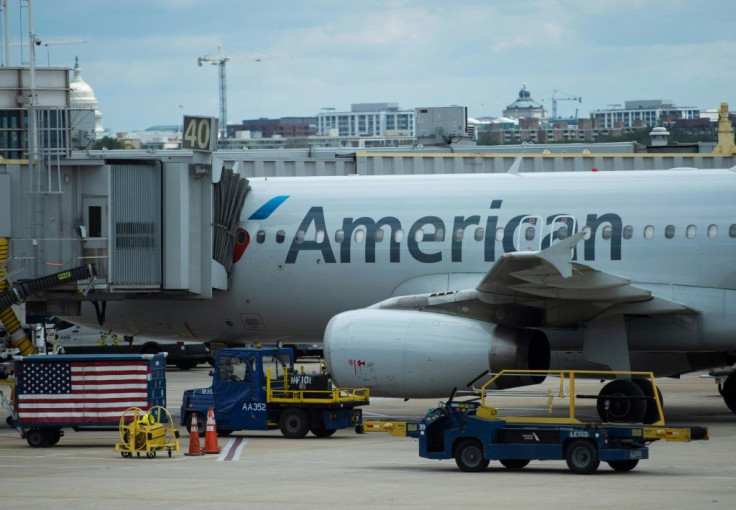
182 116 218 152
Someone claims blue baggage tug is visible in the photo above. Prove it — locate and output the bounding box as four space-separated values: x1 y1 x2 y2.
367 369 708 474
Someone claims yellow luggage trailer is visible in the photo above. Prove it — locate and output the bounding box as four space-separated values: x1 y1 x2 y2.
114 406 180 458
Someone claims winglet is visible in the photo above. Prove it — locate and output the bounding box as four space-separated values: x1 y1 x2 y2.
536 230 585 278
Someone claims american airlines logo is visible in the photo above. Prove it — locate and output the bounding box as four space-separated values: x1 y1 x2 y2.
283 201 623 264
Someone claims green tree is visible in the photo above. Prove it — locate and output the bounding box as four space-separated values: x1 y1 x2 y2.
93 136 123 150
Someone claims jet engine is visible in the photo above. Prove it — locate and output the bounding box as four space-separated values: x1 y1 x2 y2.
323 309 550 398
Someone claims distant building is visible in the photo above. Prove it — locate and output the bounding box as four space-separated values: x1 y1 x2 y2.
590 100 699 129
502 84 546 119
317 103 414 137
69 57 103 135
227 117 316 139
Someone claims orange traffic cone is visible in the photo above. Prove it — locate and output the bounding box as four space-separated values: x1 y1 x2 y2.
203 407 221 454
185 413 204 456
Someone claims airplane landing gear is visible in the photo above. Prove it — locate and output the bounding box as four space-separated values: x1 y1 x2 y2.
720 372 736 413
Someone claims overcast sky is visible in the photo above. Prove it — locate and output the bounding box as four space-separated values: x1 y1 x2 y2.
3 0 734 132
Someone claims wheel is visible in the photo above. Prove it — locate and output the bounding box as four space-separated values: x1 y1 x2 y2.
596 380 647 422
146 450 156 458
121 451 132 458
499 459 530 470
310 425 337 438
454 439 490 472
185 412 206 435
6 416 13 427
279 408 310 439
44 428 62 446
565 440 600 474
631 378 664 424
608 459 639 472
721 373 736 413
176 361 197 370
26 429 47 448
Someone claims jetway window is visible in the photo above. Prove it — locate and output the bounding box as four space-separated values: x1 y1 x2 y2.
256 231 266 243
623 226 633 240
88 206 102 238
665 225 675 239
708 225 718 238
276 230 285 244
686 225 696 239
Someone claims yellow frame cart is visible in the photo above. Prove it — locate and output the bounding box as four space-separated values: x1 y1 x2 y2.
114 406 180 458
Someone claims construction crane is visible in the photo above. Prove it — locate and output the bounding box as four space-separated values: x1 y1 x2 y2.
8 37 86 66
198 46 288 139
551 90 581 121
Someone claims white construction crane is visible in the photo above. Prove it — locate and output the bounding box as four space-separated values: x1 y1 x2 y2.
198 46 289 139
551 90 581 120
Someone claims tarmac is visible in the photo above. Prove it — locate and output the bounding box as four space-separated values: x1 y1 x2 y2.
0 364 734 509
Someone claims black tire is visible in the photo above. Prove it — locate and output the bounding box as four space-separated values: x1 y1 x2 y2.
608 459 639 472
721 373 736 413
146 450 156 458
44 428 62 446
176 361 197 370
279 408 310 439
631 378 664 424
310 425 337 438
454 439 490 472
26 429 47 448
596 380 647 423
566 440 600 474
500 459 530 470
184 412 206 435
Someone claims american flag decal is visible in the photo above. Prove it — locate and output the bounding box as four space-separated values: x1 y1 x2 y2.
16 361 150 424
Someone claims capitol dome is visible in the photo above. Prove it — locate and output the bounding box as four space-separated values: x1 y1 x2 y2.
69 57 103 134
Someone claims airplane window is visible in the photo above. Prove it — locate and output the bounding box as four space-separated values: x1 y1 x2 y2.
582 226 592 240
665 225 675 239
557 226 569 240
374 229 384 242
335 230 344 243
707 224 718 238
644 226 654 240
394 229 404 242
686 225 696 239
474 227 484 241
354 229 365 243
294 230 305 244
315 230 325 243
623 226 633 240
730 225 736 238
495 228 504 242
256 230 266 243
454 229 464 242
276 230 285 244
414 228 424 243
525 226 535 241
602 226 612 240
434 228 445 242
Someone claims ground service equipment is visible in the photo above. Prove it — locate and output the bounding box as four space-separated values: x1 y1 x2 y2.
12 353 167 447
181 347 369 438
114 406 180 458
366 370 708 474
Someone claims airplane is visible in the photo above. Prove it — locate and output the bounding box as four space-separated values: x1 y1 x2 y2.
71 167 736 422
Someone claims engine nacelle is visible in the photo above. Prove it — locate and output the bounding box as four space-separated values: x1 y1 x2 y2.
324 308 550 398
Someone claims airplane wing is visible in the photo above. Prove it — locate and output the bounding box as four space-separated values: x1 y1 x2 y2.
371 231 696 328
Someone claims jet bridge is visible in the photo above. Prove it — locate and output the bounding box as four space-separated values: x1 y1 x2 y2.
0 129 248 321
